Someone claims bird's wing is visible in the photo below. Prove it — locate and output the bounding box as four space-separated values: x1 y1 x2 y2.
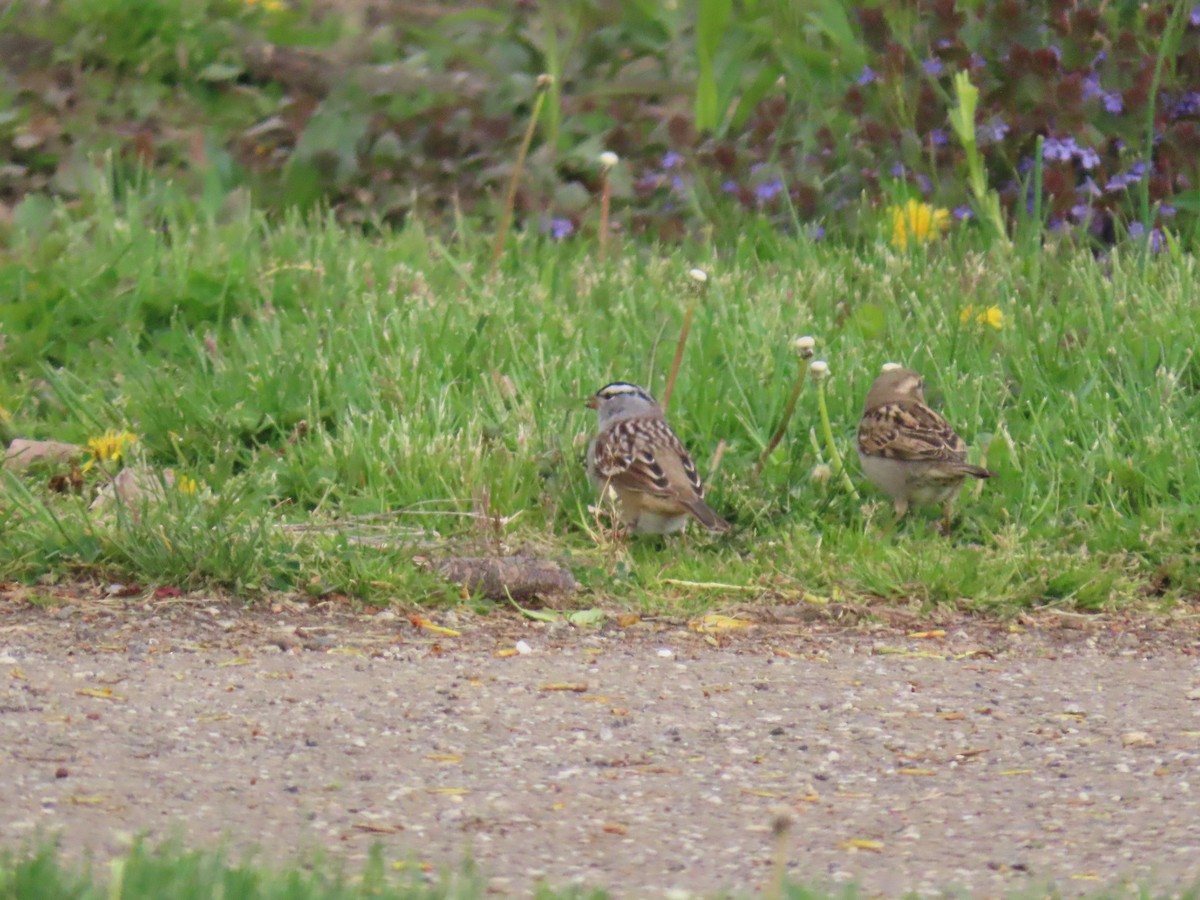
858 400 969 464
592 417 706 501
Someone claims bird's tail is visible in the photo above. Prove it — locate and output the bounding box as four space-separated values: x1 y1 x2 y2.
686 500 732 532
960 464 993 479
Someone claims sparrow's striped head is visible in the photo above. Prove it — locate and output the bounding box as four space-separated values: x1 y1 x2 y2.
587 381 661 424
586 381 657 410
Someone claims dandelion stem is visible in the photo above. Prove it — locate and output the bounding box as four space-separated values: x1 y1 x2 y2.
491 77 552 272
662 270 708 411
598 172 612 263
661 301 695 412
753 362 810 480
816 380 859 499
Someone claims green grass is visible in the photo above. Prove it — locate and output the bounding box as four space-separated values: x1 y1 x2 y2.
0 840 1194 899
2 175 1199 613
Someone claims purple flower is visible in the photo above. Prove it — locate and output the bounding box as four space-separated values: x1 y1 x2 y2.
1017 158 1034 175
754 178 784 202
670 175 687 193
916 174 932 195
1103 92 1123 114
1092 50 1108 66
1173 91 1200 117
978 117 1009 143
661 151 684 170
890 162 906 178
1078 177 1101 198
1070 202 1093 222
969 52 986 69
1191 5 1200 26
857 66 877 85
1106 162 1146 192
1048 216 1067 232
545 217 574 240
923 57 944 76
1042 136 1078 162
720 179 739 194
1047 45 1062 62
953 205 973 221
1160 204 1177 218
1083 73 1103 101
807 223 826 241
936 38 954 50
1128 222 1164 252
929 129 949 147
1077 146 1100 170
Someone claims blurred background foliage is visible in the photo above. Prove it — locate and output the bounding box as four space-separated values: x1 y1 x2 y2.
1 0 1198 248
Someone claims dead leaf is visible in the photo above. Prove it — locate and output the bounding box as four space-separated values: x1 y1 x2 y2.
540 682 588 692
425 787 470 795
352 822 404 834
615 613 641 627
601 822 628 835
75 687 123 701
689 614 753 633
908 629 945 639
66 794 110 806
838 838 884 852
897 768 937 776
408 616 461 637
424 753 462 764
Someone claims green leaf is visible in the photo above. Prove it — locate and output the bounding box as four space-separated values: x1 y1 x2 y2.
565 608 606 626
197 61 243 82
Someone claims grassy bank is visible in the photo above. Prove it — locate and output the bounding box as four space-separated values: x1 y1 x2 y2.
2 181 1198 613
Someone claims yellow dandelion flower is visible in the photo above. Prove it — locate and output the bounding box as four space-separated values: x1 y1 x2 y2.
177 475 199 495
82 430 139 472
960 305 1004 329
890 199 950 249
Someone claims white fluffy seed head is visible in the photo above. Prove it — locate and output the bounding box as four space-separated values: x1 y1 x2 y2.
792 335 816 358
599 151 619 170
810 360 830 379
687 267 708 284
810 463 832 484
880 361 902 373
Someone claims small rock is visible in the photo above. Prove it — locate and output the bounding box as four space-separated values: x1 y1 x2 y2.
1121 731 1155 748
4 439 81 471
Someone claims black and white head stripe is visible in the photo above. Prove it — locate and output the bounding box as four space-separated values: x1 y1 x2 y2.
594 382 657 404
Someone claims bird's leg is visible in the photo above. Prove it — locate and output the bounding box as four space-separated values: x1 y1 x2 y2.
938 500 956 536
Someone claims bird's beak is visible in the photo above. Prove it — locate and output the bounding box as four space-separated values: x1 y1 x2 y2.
585 396 599 409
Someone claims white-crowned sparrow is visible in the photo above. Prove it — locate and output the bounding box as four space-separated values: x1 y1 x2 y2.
857 367 992 528
586 381 730 534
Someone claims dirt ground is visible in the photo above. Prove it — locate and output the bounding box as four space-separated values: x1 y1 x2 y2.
3 585 1200 897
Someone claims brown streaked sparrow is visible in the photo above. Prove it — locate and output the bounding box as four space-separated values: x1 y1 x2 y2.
857 366 992 529
586 382 730 534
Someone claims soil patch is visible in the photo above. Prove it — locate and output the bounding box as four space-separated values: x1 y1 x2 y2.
2 585 1200 896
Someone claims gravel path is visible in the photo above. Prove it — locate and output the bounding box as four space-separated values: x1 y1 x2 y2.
2 589 1200 896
